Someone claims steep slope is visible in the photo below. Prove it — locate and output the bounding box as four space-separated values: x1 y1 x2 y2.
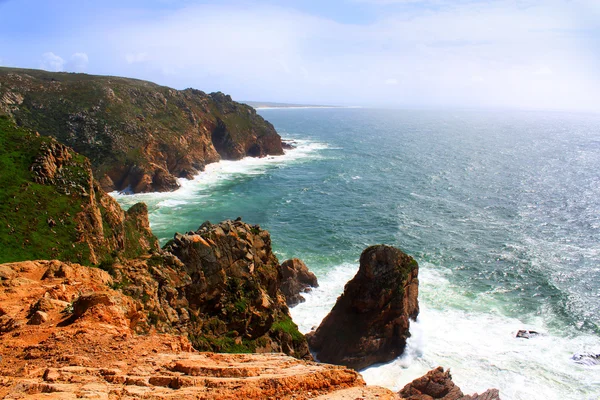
0 67 283 193
0 116 158 265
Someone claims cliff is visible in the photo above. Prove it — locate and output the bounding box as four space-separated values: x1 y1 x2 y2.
0 117 308 359
0 67 283 193
105 220 312 358
0 116 157 266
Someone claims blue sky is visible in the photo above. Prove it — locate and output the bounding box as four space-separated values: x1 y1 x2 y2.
1 0 599 111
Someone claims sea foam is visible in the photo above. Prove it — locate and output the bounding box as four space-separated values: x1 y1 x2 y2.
292 263 600 400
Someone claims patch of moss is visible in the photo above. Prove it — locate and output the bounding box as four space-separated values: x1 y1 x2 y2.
270 315 304 345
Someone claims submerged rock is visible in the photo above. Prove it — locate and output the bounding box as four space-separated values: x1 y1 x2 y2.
572 353 600 366
280 258 319 307
398 367 501 400
515 330 541 339
307 244 419 370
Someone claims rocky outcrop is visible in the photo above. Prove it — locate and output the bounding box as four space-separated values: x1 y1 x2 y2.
280 258 319 306
398 367 501 400
0 67 284 193
0 116 158 266
157 220 311 359
307 244 419 370
0 260 395 400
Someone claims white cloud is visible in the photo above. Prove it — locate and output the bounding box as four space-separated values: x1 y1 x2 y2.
78 1 600 110
68 52 89 72
40 52 65 72
534 66 553 76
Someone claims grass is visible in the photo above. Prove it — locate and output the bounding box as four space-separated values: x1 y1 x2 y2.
270 315 304 345
0 116 157 265
0 116 93 264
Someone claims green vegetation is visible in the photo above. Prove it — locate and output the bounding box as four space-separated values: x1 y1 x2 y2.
0 115 157 265
270 315 304 345
0 116 92 264
190 331 260 354
0 67 282 193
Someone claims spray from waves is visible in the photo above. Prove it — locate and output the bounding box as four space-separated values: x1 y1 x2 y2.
290 263 358 332
291 262 600 400
110 138 329 217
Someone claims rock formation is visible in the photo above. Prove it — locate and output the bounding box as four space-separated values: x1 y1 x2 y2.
280 258 319 306
0 116 158 266
0 117 309 360
398 367 501 400
0 67 284 193
307 244 419 370
0 260 397 399
158 220 311 358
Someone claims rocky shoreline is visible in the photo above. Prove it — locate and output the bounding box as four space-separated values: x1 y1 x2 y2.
0 73 500 398
0 67 284 194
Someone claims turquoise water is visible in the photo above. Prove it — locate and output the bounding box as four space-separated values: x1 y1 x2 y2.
113 108 600 399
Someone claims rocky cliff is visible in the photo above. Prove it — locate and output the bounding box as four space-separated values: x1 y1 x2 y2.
307 245 419 370
105 219 312 358
0 115 158 266
0 67 283 193
0 260 396 399
0 117 308 359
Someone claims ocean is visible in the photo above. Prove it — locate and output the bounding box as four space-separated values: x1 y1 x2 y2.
112 108 600 399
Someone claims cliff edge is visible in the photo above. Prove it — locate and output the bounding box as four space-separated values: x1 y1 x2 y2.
0 67 283 193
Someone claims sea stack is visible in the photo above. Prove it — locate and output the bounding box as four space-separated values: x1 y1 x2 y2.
307 244 419 370
279 258 319 307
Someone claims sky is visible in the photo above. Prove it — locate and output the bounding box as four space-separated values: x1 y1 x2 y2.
1 0 599 111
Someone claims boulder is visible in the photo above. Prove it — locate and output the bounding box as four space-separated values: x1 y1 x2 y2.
27 311 49 325
0 265 17 280
280 258 319 307
72 292 117 318
398 367 501 400
306 244 419 370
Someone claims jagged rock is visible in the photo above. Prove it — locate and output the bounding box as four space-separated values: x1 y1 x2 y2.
0 315 23 333
398 367 501 400
162 220 311 359
29 139 72 185
307 244 419 370
280 258 319 306
0 67 284 193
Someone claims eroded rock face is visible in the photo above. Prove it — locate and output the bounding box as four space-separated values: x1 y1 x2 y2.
307 244 419 370
398 367 501 400
280 258 319 307
0 67 284 193
159 220 311 359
